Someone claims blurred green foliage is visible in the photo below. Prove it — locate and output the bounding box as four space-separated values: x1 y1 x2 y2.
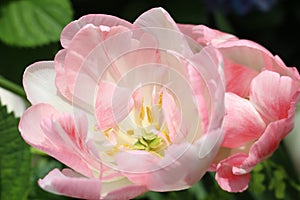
0 0 300 199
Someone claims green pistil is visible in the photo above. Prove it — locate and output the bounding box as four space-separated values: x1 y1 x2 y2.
131 132 165 153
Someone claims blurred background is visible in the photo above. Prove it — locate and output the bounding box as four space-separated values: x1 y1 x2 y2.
0 0 299 199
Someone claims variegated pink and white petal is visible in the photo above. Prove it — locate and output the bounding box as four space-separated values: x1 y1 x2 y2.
221 93 266 148
19 103 96 177
61 14 133 48
38 168 102 199
215 153 251 192
134 7 191 54
224 59 259 97
187 25 238 46
236 111 298 174
249 70 300 122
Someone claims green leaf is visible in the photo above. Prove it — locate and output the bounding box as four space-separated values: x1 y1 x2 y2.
0 102 31 200
274 181 286 199
0 0 73 47
249 172 266 194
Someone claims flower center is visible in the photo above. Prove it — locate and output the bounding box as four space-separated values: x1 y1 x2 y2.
102 90 172 158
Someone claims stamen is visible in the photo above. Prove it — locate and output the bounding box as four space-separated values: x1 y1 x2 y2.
158 92 163 110
103 127 113 138
161 130 172 144
127 130 134 135
139 106 145 120
146 106 153 123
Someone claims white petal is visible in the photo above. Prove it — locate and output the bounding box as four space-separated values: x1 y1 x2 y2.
23 61 73 112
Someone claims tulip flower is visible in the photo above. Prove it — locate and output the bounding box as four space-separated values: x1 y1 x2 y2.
18 8 226 199
179 24 300 192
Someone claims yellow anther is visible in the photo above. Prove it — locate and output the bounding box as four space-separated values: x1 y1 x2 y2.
154 123 160 130
105 145 119 156
127 130 134 135
158 92 163 110
161 130 172 144
139 106 145 120
146 106 153 123
103 127 113 138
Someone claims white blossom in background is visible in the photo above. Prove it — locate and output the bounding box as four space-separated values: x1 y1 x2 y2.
0 87 26 117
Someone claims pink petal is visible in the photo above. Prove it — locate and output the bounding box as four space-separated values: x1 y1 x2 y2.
222 93 266 148
188 46 225 133
19 104 94 177
233 91 300 174
54 50 71 99
134 7 190 53
216 39 274 72
95 81 133 130
161 89 183 143
61 14 133 48
224 59 259 97
249 71 299 122
215 153 251 192
177 24 199 42
191 25 238 46
115 137 222 191
61 25 131 104
217 39 300 81
239 115 297 173
38 168 102 199
104 184 148 200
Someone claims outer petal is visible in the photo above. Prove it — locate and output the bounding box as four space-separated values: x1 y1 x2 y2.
224 59 259 97
39 168 102 199
104 183 147 200
58 24 132 102
249 71 299 122
216 39 274 72
23 61 72 112
238 115 297 173
134 7 191 54
215 153 251 192
222 93 266 148
217 39 300 82
115 129 223 191
234 90 300 174
61 14 133 48
19 103 94 177
179 24 238 46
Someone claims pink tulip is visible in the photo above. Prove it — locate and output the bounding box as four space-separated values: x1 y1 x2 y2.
18 8 226 199
180 24 300 192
